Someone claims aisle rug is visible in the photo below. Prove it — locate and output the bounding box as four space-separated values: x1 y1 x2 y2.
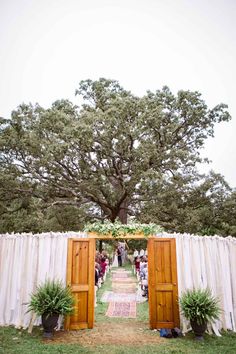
112 273 128 279
111 277 136 283
106 301 136 318
113 287 135 294
112 282 136 289
112 283 136 293
101 291 147 303
111 270 132 274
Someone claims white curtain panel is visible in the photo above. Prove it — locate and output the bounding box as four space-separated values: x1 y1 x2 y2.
0 231 235 335
159 233 236 335
0 232 86 328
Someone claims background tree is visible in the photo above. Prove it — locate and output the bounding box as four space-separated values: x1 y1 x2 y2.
137 171 235 235
0 78 234 235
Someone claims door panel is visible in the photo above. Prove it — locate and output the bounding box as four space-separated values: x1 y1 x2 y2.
65 238 95 330
148 238 179 329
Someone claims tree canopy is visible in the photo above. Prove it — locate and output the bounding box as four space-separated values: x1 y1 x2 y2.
0 78 235 236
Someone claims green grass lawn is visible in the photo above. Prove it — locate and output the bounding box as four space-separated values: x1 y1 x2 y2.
1 325 236 354
1 265 236 354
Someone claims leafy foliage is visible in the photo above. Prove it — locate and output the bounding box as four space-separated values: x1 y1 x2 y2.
0 78 234 235
138 170 235 236
27 280 74 316
84 220 163 237
179 288 221 325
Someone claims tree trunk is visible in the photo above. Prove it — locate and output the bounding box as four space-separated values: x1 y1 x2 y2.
117 199 128 224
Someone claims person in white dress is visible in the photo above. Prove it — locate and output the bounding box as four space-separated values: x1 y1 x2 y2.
111 250 118 267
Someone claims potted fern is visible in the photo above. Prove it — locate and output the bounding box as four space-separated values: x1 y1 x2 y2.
179 288 221 340
28 279 74 338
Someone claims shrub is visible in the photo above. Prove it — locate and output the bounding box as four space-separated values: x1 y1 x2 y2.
28 279 74 316
179 288 221 325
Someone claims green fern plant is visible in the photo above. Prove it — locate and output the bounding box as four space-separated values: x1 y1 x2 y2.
179 288 221 325
27 280 74 316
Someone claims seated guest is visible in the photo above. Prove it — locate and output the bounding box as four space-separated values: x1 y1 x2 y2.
100 257 107 281
105 257 110 277
140 256 147 272
140 262 148 279
135 256 140 274
95 263 100 286
95 251 101 264
140 263 148 298
95 262 102 288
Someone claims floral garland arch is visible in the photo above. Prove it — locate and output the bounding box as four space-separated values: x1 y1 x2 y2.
84 220 164 238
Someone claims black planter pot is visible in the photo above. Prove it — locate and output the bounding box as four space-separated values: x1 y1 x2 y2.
41 313 59 338
190 320 207 341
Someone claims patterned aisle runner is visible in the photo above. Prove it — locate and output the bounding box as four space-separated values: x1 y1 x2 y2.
112 283 136 293
106 302 136 318
105 269 137 318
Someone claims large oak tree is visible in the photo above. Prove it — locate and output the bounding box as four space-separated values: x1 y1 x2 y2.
0 78 232 232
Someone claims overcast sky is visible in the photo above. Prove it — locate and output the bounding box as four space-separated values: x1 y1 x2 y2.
0 0 235 187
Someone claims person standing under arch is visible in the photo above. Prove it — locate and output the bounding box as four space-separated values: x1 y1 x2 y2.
117 247 122 267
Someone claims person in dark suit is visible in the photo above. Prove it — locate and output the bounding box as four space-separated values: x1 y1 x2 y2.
117 247 122 266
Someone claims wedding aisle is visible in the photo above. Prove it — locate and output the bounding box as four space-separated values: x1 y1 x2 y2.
102 268 140 318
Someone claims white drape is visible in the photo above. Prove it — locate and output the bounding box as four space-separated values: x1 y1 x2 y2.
0 231 235 334
158 233 236 334
0 232 87 328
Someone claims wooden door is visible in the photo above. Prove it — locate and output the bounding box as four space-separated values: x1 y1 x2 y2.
148 238 180 329
65 238 95 330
